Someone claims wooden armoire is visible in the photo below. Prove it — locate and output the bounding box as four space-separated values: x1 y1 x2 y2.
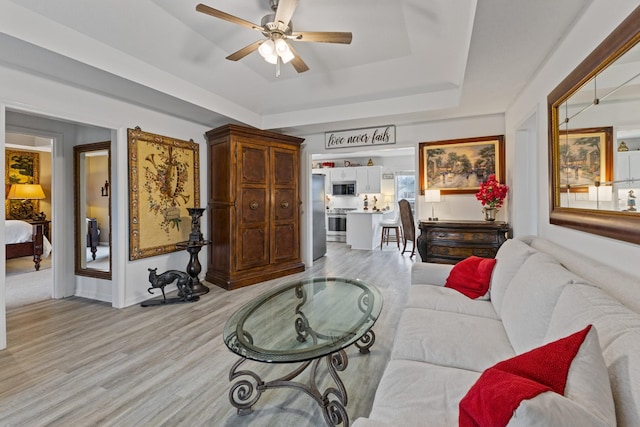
205 124 305 290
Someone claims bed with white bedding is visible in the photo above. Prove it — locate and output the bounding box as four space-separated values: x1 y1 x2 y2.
5 220 52 271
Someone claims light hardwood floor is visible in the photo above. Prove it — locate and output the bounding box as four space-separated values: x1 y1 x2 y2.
0 243 417 426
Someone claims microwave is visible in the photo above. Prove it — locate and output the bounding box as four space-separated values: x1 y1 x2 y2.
332 181 357 196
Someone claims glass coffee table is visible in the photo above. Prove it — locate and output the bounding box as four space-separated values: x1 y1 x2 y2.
223 277 383 427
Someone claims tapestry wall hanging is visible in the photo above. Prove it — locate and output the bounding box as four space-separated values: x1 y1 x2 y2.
5 150 40 218
128 127 200 260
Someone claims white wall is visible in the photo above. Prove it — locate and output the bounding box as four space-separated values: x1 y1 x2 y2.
505 0 640 277
0 64 210 349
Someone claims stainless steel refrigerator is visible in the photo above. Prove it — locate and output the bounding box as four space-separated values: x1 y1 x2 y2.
312 174 327 260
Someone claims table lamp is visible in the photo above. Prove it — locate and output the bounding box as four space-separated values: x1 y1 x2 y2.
384 195 392 210
7 183 46 220
424 189 441 221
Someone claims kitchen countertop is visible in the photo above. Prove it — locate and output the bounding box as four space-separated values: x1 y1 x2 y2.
347 210 387 214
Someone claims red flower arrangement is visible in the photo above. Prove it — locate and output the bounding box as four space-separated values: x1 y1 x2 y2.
475 174 508 209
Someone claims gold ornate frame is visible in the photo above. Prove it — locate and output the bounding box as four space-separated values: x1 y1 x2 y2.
5 150 40 218
548 6 640 244
127 127 200 260
556 127 613 193
418 135 505 195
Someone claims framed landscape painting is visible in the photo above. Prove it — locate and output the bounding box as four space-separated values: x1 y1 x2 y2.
556 127 612 192
127 127 200 260
419 135 505 195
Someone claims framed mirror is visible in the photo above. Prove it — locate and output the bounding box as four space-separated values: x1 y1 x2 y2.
548 6 640 244
74 141 111 279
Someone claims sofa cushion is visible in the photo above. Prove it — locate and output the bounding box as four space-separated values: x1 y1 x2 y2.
407 285 499 319
460 325 615 427
500 252 580 353
529 237 640 314
391 307 515 372
445 256 496 299
489 238 538 316
361 359 481 427
411 262 454 287
546 284 640 427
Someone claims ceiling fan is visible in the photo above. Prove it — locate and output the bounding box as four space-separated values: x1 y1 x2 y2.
196 0 352 76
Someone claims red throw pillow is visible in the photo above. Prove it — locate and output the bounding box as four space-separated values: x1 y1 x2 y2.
459 325 615 427
445 256 497 299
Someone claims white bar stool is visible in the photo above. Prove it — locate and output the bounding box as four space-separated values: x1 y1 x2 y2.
380 215 402 250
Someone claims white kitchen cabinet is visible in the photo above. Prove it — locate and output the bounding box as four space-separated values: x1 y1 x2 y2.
616 151 640 187
346 211 386 250
356 166 382 193
332 167 357 182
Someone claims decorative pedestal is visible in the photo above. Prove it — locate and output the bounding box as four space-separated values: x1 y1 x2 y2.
175 240 211 295
175 207 211 296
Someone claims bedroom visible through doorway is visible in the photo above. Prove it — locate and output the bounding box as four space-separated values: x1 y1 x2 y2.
4 133 53 309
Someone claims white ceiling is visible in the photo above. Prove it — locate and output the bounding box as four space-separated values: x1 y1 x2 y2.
0 0 592 135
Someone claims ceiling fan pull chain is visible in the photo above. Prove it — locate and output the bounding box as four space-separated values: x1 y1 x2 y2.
276 55 281 77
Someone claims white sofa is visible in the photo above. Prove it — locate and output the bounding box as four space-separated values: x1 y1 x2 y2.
353 236 640 426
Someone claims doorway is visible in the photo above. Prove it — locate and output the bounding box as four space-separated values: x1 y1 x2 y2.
3 109 114 307
4 132 53 309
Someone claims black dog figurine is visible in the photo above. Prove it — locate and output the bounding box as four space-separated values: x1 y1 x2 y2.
142 268 199 306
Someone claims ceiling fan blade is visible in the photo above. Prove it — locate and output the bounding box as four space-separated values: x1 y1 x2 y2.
196 3 263 32
226 40 264 61
290 31 353 44
287 45 309 73
274 0 299 26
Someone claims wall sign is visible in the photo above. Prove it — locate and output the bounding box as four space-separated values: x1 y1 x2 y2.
325 125 396 149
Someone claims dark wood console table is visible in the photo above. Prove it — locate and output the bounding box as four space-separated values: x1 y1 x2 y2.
417 220 509 264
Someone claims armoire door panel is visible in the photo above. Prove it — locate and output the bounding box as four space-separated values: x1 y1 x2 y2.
239 143 268 185
240 188 268 224
237 227 269 270
273 188 295 222
272 148 296 185
272 223 297 261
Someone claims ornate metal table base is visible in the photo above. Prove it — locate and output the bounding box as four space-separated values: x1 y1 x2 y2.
354 330 376 354
229 349 351 426
223 277 383 427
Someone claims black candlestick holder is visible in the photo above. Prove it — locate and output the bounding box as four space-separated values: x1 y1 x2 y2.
176 207 210 296
187 207 206 243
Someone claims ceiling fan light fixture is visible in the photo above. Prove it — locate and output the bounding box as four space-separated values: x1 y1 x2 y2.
274 38 288 54
280 45 295 64
258 39 276 58
264 52 278 64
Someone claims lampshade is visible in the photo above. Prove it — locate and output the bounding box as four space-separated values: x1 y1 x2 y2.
8 184 46 200
424 189 441 203
588 185 613 202
274 38 288 55
258 39 275 58
279 47 295 64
